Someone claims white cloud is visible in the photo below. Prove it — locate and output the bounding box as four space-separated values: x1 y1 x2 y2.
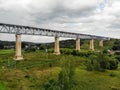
0 0 120 42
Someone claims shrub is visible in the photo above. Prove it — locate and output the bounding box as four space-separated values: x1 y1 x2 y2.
108 59 119 70
58 57 76 90
43 56 76 90
103 49 108 54
97 54 110 71
48 49 54 53
85 53 119 71
71 50 77 55
116 55 120 61
43 79 58 90
85 59 94 71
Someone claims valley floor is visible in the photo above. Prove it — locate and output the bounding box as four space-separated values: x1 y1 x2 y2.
0 50 120 90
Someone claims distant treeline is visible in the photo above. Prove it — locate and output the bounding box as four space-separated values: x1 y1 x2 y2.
0 39 120 50
0 39 84 50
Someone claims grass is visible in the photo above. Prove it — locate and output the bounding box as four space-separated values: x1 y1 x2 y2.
74 65 120 90
0 49 14 55
0 49 120 90
0 82 7 90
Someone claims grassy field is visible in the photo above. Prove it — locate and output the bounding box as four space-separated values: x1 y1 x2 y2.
74 65 120 90
0 49 120 90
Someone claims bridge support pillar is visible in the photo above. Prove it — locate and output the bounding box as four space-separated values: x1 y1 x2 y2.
76 38 80 51
89 39 94 51
14 34 23 60
99 40 103 47
54 36 60 55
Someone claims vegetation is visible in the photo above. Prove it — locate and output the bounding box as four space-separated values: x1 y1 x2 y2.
85 53 119 71
0 39 120 90
112 39 120 50
0 82 7 90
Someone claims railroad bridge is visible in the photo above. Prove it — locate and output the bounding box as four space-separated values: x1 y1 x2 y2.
0 23 110 60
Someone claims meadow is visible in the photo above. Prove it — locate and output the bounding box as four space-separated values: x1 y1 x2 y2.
0 49 120 90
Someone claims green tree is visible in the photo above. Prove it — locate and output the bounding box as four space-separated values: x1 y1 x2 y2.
85 53 118 71
58 56 76 90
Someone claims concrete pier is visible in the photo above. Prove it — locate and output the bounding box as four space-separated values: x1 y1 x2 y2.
76 38 80 51
89 39 94 51
14 34 23 60
54 36 60 55
99 40 103 47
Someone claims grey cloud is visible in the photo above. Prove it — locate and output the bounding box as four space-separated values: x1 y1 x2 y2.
33 4 96 25
0 0 120 42
108 22 120 29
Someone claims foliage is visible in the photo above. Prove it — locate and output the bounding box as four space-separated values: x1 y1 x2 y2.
43 79 58 90
85 53 119 71
39 44 46 50
116 55 120 62
108 59 119 70
0 43 4 49
112 39 120 50
71 50 95 57
59 49 96 57
60 49 72 55
43 56 76 90
58 57 76 90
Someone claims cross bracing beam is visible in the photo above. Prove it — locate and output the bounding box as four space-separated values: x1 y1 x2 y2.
0 23 110 40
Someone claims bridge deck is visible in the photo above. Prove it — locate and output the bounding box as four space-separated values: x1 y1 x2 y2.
0 23 110 40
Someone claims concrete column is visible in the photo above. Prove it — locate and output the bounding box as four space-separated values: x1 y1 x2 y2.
99 40 103 47
89 39 94 51
54 36 60 55
15 34 23 60
76 38 80 51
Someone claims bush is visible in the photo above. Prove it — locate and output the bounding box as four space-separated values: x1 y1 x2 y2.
85 59 94 71
97 54 110 71
85 53 119 71
39 44 46 50
58 57 76 90
108 59 119 70
43 56 76 90
43 79 58 90
71 50 95 57
116 55 120 61
103 49 108 54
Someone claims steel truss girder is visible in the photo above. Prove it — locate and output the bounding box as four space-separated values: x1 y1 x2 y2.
0 23 110 40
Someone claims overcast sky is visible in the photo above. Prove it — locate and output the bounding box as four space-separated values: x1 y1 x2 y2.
0 0 120 43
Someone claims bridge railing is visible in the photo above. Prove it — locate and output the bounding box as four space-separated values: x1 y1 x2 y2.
0 23 110 40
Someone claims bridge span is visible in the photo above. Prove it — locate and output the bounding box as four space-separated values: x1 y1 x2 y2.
0 23 110 60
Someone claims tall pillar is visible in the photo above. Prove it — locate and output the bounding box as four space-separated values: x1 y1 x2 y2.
14 34 23 60
99 40 103 47
76 38 80 51
54 36 60 55
89 39 94 51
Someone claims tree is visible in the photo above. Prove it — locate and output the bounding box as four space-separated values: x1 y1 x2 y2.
0 42 4 49
85 53 119 71
112 40 120 50
39 44 46 50
58 57 76 90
